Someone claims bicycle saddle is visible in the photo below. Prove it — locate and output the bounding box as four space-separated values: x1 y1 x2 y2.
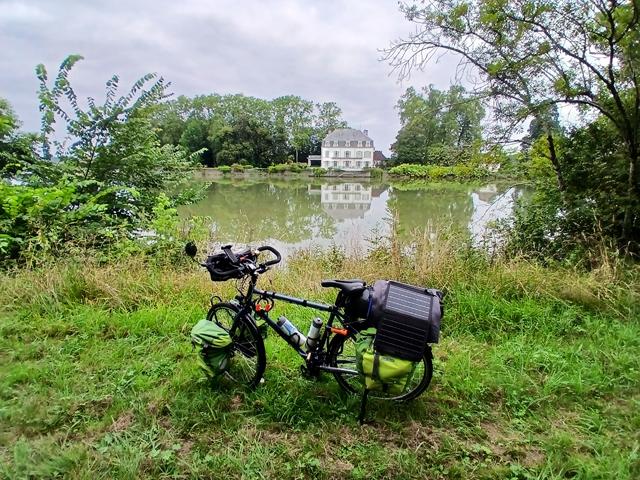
320 279 366 295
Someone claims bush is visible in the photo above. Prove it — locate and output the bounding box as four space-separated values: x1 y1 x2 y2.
0 180 131 263
230 163 245 172
389 163 486 179
217 166 232 173
267 163 306 174
368 167 383 178
311 167 328 177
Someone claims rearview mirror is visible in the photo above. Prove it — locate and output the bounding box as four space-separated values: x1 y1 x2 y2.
185 241 198 258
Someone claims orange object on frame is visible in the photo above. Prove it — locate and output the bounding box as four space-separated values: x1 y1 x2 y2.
330 327 348 336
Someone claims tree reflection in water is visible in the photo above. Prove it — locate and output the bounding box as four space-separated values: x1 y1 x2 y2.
180 178 522 253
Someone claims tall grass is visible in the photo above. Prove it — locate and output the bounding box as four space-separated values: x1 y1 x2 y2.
1 229 638 479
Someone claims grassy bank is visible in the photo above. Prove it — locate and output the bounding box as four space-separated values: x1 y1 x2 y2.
1 238 639 479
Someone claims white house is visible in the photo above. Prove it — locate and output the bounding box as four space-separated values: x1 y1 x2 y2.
308 128 375 171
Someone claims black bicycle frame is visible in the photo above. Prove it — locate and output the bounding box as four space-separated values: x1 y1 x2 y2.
232 276 359 376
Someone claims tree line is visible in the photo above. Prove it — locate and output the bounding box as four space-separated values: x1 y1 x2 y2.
151 94 348 167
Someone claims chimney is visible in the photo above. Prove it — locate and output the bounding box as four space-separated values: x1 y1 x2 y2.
363 129 368 136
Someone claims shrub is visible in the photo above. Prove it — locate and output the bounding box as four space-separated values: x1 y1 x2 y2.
389 164 430 177
312 167 328 177
389 163 487 179
267 163 306 174
217 166 232 173
230 163 245 172
368 167 384 178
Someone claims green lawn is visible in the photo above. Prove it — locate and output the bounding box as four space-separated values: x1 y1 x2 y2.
0 256 638 479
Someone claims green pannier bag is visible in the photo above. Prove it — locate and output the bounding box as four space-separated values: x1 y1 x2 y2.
191 319 232 378
355 328 416 395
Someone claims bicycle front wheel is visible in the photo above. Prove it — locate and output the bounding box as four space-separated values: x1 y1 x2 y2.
328 330 433 401
207 303 266 389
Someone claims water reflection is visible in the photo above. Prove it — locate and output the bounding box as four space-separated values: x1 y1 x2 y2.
320 183 373 219
470 185 524 245
180 179 523 253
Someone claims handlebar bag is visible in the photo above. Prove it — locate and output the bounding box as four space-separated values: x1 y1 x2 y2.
191 319 232 378
354 328 416 394
369 280 443 361
205 248 257 281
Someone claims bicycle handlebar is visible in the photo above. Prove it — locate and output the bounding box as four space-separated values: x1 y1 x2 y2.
256 245 281 267
200 244 282 279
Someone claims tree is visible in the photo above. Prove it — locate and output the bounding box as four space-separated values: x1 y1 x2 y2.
392 85 484 164
273 96 314 162
0 98 39 179
521 104 561 152
312 102 348 152
213 117 277 167
35 55 198 215
179 118 212 166
386 0 640 250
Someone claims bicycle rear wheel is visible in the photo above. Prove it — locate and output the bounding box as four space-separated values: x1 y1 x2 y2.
207 303 266 388
328 330 433 401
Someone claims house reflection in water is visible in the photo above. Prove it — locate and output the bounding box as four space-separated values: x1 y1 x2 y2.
308 183 376 220
475 184 499 203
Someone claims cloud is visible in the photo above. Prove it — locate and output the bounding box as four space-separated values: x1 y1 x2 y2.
0 0 461 153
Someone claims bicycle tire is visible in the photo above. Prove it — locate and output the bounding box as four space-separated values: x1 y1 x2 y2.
328 329 433 401
207 302 266 389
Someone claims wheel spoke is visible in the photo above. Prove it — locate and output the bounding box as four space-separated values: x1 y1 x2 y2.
208 303 265 388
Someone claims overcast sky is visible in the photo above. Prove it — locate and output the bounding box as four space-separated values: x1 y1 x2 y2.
0 0 462 154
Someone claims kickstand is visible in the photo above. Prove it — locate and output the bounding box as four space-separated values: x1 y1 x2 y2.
358 389 370 425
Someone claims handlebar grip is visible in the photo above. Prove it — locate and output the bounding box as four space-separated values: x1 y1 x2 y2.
257 245 282 266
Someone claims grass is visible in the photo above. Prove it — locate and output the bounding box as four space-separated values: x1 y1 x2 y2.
0 234 639 479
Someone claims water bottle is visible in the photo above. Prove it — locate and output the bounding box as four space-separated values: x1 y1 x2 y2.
305 317 323 351
276 315 307 348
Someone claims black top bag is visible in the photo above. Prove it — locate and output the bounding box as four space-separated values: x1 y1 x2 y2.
205 248 257 281
368 280 443 361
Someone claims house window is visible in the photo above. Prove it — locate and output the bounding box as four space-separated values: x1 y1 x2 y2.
356 161 361 168
345 151 350 158
333 161 338 167
345 160 351 167
356 151 363 158
364 151 371 158
334 151 339 158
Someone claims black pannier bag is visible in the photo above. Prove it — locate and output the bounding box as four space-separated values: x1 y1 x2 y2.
369 280 443 361
205 248 257 282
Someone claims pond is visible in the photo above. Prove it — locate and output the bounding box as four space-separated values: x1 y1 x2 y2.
179 178 525 254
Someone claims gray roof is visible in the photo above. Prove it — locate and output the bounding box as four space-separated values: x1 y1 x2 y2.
324 128 372 143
